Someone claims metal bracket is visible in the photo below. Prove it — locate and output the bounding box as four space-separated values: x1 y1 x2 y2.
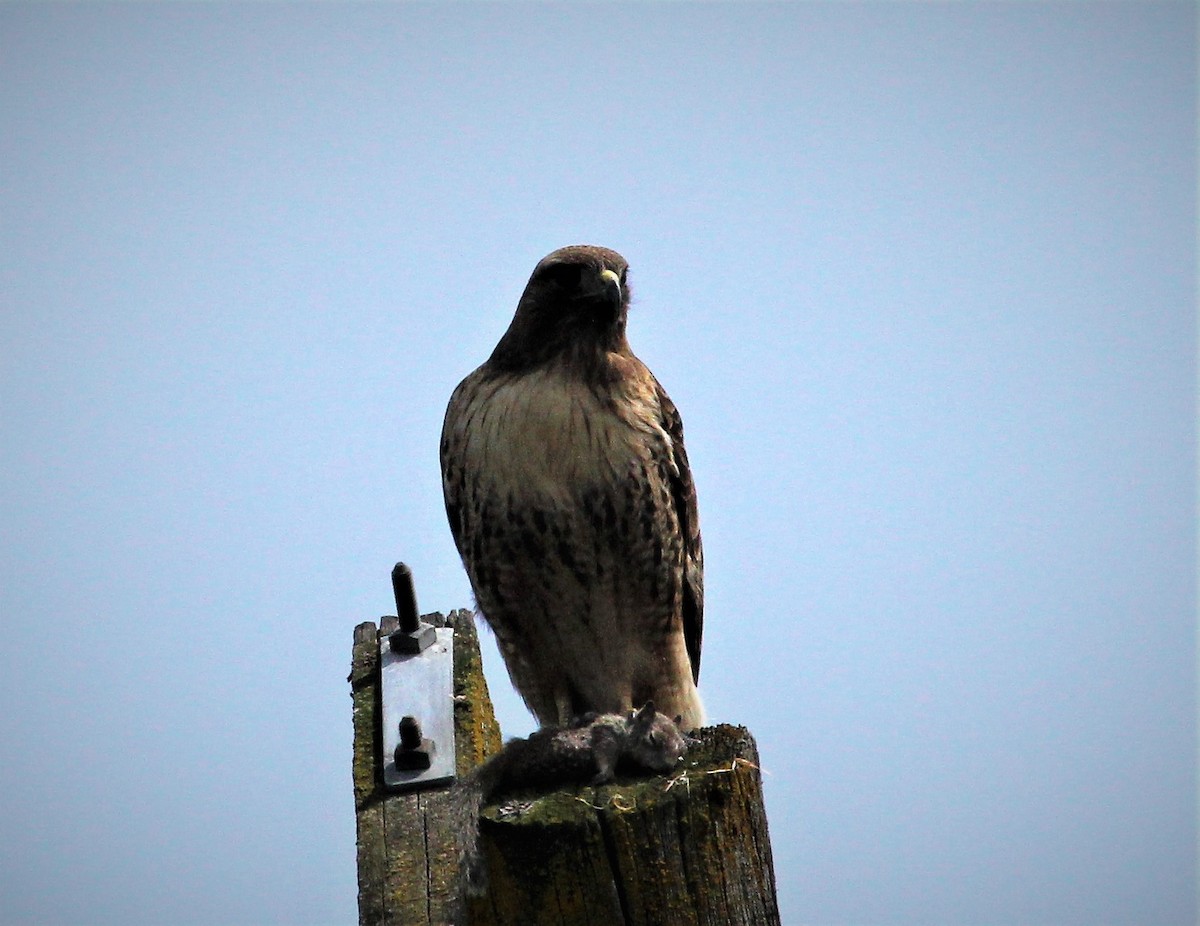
379 563 457 791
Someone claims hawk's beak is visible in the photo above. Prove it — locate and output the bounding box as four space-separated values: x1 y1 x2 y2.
598 268 622 302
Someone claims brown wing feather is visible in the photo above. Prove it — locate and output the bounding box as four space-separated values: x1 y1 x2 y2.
441 372 487 575
655 380 703 683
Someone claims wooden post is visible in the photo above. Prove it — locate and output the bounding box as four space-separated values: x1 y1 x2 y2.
466 722 780 926
351 610 781 926
351 609 503 926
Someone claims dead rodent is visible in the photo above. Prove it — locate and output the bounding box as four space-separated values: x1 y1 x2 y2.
451 703 687 903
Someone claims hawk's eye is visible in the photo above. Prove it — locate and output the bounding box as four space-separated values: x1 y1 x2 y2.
544 263 584 291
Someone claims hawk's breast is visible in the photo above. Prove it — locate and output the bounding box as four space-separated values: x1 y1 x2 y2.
451 362 671 504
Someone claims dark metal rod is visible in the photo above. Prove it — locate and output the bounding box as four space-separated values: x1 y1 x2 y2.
392 562 419 633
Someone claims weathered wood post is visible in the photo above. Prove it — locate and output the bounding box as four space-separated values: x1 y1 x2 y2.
463 723 781 926
351 580 781 925
351 607 502 925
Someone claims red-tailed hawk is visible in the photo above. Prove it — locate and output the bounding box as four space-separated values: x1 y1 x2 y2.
440 245 704 730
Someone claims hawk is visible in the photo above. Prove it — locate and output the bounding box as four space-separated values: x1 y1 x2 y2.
440 245 705 731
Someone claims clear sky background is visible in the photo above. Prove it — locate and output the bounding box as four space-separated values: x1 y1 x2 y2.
2 4 1195 925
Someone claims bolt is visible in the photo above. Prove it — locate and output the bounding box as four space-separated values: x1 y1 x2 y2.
394 714 434 771
399 715 422 749
392 562 419 633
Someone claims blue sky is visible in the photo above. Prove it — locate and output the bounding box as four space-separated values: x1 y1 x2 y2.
1 3 1195 925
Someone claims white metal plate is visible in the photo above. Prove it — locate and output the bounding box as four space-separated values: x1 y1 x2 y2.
380 627 456 790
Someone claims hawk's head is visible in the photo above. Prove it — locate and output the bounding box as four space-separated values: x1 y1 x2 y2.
487 245 632 373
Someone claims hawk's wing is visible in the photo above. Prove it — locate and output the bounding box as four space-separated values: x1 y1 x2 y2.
656 380 704 684
439 372 477 566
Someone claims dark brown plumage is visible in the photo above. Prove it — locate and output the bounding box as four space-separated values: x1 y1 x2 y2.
440 245 704 730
